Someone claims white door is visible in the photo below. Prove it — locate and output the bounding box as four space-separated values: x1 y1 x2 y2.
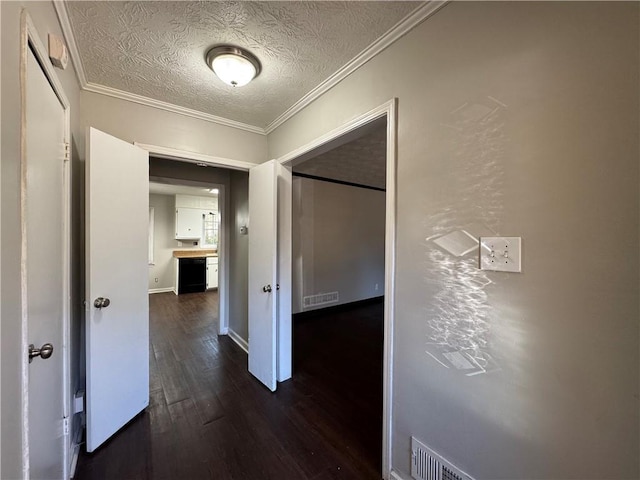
248 161 279 391
85 127 149 452
248 160 292 390
25 47 69 480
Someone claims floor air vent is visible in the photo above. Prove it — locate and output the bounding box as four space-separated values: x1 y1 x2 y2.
303 291 339 308
411 437 474 480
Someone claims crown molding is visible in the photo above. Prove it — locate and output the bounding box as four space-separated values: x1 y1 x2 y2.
52 0 266 135
53 0 87 88
263 1 448 134
53 0 447 138
83 82 266 135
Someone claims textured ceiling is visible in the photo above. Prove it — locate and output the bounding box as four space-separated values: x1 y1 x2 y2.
294 123 386 190
66 1 420 129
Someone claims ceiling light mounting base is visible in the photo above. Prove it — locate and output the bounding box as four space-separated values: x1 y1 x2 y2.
206 45 261 88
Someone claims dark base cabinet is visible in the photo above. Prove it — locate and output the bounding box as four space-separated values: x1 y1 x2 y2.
178 257 206 294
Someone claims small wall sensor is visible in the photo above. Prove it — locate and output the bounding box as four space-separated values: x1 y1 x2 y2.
239 225 248 235
48 34 68 70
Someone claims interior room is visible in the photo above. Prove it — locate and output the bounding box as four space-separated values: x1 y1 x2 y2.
1 2 638 480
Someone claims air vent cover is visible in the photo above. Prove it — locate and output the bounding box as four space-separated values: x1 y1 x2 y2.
303 291 339 308
411 437 474 480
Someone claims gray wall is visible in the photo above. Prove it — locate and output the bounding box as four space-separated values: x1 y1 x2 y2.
150 157 231 186
228 170 250 341
80 91 267 165
148 194 176 291
1 2 84 477
292 177 385 313
269 3 639 479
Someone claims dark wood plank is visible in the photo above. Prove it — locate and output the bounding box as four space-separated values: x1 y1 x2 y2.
74 291 383 480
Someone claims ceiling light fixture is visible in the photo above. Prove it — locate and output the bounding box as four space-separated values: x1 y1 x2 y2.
206 45 261 88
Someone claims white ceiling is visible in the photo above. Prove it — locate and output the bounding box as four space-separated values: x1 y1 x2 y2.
64 1 423 131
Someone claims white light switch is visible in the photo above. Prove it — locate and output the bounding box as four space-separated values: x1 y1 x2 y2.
479 237 521 272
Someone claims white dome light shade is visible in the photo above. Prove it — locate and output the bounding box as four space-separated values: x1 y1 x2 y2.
206 46 261 88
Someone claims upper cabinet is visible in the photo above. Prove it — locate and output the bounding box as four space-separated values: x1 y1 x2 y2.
175 207 203 239
175 194 217 210
174 195 219 243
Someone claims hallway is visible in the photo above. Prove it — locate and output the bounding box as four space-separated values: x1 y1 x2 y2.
74 292 383 479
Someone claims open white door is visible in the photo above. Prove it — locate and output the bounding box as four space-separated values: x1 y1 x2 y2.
248 160 293 390
248 160 278 390
85 127 149 452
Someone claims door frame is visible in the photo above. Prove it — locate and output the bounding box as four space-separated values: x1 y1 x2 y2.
275 98 397 479
20 10 72 478
135 143 256 336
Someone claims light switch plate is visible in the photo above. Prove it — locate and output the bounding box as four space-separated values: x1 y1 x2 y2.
479 237 521 272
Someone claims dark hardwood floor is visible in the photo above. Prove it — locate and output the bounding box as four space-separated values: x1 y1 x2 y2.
74 291 384 480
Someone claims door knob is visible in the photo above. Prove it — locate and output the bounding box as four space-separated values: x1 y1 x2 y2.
28 343 54 363
262 284 272 293
94 297 111 309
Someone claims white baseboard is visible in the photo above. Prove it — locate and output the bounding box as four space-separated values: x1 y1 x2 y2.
69 442 80 478
228 328 248 353
390 470 408 480
69 419 83 478
148 287 174 294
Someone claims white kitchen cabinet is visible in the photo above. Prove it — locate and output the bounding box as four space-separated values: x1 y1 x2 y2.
206 256 218 289
175 207 203 239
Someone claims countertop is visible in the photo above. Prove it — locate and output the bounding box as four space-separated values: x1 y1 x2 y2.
173 249 217 259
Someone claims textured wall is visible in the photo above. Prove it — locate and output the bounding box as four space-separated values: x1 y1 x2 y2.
292 178 385 314
269 3 640 479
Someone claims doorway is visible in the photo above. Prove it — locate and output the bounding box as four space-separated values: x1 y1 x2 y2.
277 100 397 477
288 117 388 476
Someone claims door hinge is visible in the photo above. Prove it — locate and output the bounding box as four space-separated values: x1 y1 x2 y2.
63 417 69 436
64 142 70 162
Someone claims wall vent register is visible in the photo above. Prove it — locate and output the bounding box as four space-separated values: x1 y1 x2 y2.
411 437 474 480
303 291 339 308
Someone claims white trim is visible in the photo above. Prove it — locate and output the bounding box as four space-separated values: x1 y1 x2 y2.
138 144 247 336
390 470 409 480
69 442 80 479
217 184 229 336
148 287 174 294
277 100 396 166
228 329 249 354
52 1 87 87
134 143 257 171
0 0 2 461
382 99 398 480
20 10 72 480
85 83 265 135
51 0 446 137
148 207 155 265
264 1 446 133
276 99 397 479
